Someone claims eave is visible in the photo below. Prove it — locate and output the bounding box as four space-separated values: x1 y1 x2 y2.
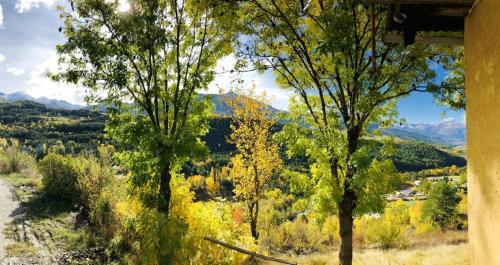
364 0 475 45
365 0 474 4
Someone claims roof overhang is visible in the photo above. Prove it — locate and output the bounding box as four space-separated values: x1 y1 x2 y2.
364 0 475 45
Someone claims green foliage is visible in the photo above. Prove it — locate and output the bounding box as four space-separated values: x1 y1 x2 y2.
430 49 465 110
423 180 461 228
54 0 238 212
237 1 461 262
38 153 80 201
0 101 106 156
456 194 468 230
0 100 465 178
76 144 116 218
0 139 36 175
354 159 403 215
388 141 466 172
278 101 401 217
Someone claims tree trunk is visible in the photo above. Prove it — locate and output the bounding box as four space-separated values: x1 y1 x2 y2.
338 188 355 265
338 128 360 265
158 163 172 215
250 201 259 240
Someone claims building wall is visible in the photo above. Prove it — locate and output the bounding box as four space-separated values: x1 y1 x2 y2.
465 0 500 264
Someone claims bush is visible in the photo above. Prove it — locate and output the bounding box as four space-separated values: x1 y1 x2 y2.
409 201 439 235
76 145 116 219
321 215 340 245
365 200 410 249
456 194 468 229
96 175 248 265
38 153 80 201
261 218 326 255
0 139 36 175
423 180 461 228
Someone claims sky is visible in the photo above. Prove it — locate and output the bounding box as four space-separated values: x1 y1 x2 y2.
0 0 464 124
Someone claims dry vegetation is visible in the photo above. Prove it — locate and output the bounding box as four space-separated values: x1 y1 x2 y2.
288 243 468 265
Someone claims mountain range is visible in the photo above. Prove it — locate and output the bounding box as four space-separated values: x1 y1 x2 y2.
370 121 466 147
0 92 82 110
0 91 465 147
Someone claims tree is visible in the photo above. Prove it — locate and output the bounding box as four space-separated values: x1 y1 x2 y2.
226 87 283 240
423 179 461 228
429 49 465 110
54 0 236 214
237 1 457 264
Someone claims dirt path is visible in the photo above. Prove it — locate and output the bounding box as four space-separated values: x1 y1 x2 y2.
0 178 19 258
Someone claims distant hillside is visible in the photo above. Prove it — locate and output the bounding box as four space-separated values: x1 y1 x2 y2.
0 98 466 172
0 91 281 115
204 117 466 172
0 92 83 110
0 101 106 155
363 139 466 172
369 120 466 147
87 93 281 115
199 93 281 115
0 92 465 147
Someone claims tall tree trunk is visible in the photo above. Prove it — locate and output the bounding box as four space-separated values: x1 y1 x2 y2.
338 188 355 265
159 163 172 215
249 201 259 240
338 128 360 265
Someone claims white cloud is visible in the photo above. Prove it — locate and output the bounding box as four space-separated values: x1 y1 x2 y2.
7 67 26 76
0 54 5 63
0 4 4 27
15 0 58 13
25 56 86 105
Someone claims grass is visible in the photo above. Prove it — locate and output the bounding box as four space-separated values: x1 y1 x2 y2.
1 172 92 257
1 172 41 187
284 243 469 265
1 172 42 201
5 242 39 258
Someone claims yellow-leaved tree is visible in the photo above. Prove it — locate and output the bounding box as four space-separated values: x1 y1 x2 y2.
225 86 283 240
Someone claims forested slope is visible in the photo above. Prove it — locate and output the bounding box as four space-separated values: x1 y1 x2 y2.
0 101 465 171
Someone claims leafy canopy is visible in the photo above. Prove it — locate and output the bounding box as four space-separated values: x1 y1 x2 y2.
238 0 454 216
53 0 237 203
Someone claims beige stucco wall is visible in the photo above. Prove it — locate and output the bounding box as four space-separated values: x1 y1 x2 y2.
465 0 500 264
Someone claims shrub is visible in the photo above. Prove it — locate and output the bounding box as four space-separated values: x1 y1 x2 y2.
365 200 410 249
38 153 80 201
99 176 247 265
76 145 116 219
456 194 468 229
262 218 326 255
423 180 461 228
409 201 439 235
322 215 340 244
0 139 36 175
206 175 220 196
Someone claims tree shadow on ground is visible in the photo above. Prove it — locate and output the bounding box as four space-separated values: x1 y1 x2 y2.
19 194 74 220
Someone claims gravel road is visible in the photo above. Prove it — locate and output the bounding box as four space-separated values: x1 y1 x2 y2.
0 179 19 259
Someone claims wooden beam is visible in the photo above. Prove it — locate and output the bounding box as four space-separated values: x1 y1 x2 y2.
364 0 474 4
204 237 297 265
425 7 471 17
383 33 464 45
